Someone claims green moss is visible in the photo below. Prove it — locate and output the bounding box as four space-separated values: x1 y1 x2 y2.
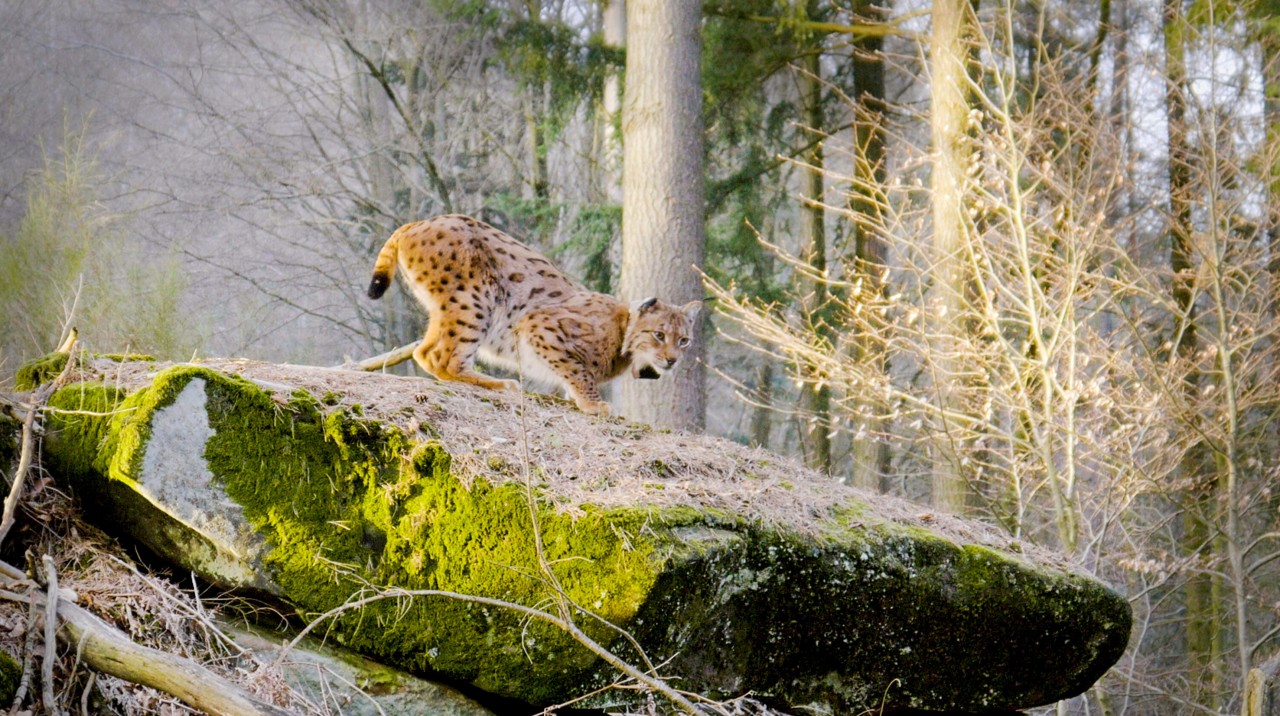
59 367 708 703
0 650 20 705
14 352 68 391
96 353 155 362
0 411 19 473
14 351 156 392
45 382 128 479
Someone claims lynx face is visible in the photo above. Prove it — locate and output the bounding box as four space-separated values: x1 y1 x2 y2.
624 298 700 380
366 214 700 417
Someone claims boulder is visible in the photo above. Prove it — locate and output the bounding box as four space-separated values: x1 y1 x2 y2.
33 355 1131 714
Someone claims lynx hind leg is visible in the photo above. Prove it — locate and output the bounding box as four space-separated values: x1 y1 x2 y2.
413 318 517 393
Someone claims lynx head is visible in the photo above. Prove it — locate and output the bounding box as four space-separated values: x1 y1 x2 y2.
624 297 701 380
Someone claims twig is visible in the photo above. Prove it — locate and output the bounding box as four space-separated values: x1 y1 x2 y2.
337 342 417 372
9 594 39 714
78 672 94 716
0 404 39 550
41 555 59 716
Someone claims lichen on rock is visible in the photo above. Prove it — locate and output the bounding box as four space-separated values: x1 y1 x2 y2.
34 355 1133 714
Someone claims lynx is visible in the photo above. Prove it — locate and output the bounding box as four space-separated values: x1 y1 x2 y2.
367 214 699 416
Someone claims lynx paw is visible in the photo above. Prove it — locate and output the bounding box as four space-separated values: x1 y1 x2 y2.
578 400 611 417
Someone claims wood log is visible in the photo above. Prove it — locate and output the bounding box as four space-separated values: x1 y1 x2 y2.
339 341 416 372
56 598 290 716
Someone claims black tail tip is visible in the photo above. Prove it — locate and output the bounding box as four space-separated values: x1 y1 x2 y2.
368 274 390 299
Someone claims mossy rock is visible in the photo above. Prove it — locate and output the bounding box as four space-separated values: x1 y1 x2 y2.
40 360 1132 713
14 352 69 391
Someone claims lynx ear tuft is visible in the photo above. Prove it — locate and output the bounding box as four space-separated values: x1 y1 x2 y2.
679 300 702 323
632 297 659 313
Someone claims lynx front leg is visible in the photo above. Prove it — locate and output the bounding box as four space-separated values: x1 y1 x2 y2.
548 367 609 415
521 342 609 415
564 377 610 416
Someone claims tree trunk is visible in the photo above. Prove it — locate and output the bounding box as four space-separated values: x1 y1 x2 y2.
618 0 706 430
1163 0 1217 704
927 0 974 513
801 43 833 474
1263 29 1280 283
525 0 549 201
598 0 625 205
848 0 889 490
750 360 774 447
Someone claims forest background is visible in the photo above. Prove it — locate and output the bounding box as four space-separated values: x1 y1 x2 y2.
3 0 1280 714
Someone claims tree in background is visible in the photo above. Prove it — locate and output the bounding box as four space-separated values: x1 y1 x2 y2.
617 0 707 429
927 0 979 514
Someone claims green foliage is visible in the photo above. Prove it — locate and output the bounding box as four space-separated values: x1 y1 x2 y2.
702 1 824 309
703 1 806 148
497 17 623 145
553 205 620 295
0 128 203 378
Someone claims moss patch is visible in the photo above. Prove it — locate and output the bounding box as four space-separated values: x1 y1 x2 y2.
14 352 68 391
0 412 20 475
0 650 20 705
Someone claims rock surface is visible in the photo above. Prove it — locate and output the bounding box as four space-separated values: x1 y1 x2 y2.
33 355 1131 714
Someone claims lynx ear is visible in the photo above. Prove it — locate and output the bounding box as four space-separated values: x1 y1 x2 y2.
632 297 659 313
679 300 702 323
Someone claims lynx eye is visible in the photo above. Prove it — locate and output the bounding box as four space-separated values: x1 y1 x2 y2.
652 331 666 342
677 337 690 348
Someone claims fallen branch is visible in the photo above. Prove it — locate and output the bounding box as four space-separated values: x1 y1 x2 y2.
56 598 290 716
9 594 38 714
0 559 287 716
338 342 416 372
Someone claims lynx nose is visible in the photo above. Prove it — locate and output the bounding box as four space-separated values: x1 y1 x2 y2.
662 358 677 369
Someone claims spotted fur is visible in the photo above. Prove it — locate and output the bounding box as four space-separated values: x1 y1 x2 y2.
368 214 699 416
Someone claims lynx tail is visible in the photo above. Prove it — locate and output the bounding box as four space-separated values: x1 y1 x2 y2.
367 226 406 299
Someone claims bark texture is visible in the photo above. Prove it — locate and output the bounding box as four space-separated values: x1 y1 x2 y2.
618 0 706 430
